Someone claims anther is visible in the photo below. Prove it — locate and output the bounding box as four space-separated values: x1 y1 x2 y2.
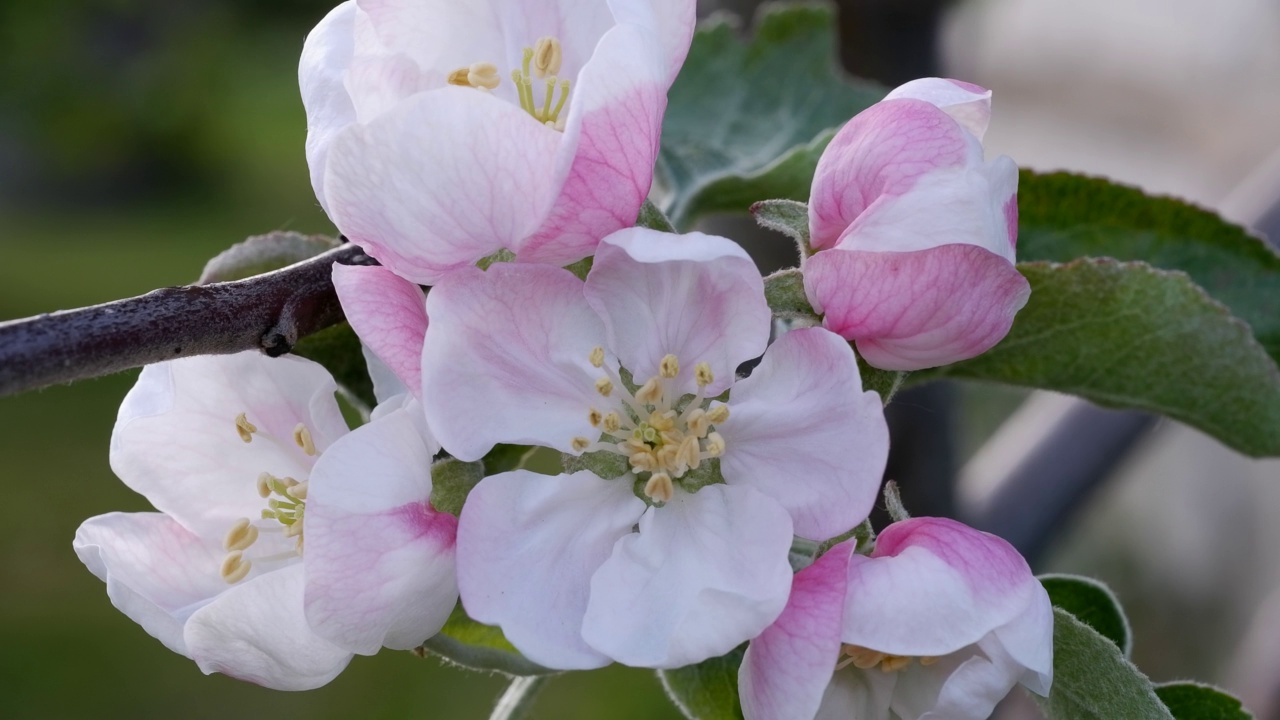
571 436 592 453
589 409 603 427
223 518 259 552
603 411 622 433
660 354 680 379
286 481 309 501
706 404 730 425
532 37 563 78
695 362 714 388
220 551 252 584
467 62 501 90
595 377 614 397
447 67 472 86
235 413 257 443
636 377 662 406
920 656 940 666
704 432 726 457
589 346 605 367
256 472 274 498
644 472 674 504
880 656 912 673
293 423 316 456
687 408 710 437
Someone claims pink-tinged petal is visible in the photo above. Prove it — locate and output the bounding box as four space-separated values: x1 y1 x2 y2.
457 470 645 670
343 50 435 125
332 264 427 399
893 647 1020 720
518 23 667 267
804 244 1030 371
842 518 1041 658
607 0 697 83
584 229 771 396
322 88 561 285
185 564 352 691
816 669 896 720
305 406 457 655
719 328 887 541
808 100 982 251
741 542 853 720
990 581 1054 696
301 1 358 214
421 264 604 460
581 485 794 668
883 78 993 141
73 512 228 657
110 353 349 538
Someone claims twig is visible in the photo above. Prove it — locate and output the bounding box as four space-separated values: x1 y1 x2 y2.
489 676 550 720
0 244 375 398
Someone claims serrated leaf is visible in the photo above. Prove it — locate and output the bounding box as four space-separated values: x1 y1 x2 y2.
1040 574 1131 656
1018 171 1280 366
1036 608 1173 720
921 259 1280 457
659 645 746 720
1156 682 1254 720
198 231 338 283
657 2 884 227
418 603 555 677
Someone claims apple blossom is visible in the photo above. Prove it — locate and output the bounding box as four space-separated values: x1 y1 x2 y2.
739 517 1053 720
803 78 1031 371
421 227 889 671
301 0 696 285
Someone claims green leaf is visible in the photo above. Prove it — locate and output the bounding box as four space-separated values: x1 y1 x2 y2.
1018 171 1280 366
638 198 677 233
1156 682 1254 720
657 2 884 227
763 269 816 319
857 356 906 406
1036 608 1173 720
198 231 338 283
659 645 746 720
921 259 1280 457
291 322 376 409
751 198 811 254
429 458 484 517
418 604 555 677
1040 574 1131 655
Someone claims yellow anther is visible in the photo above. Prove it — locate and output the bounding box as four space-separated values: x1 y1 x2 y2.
223 518 259 552
920 656 940 666
589 346 605 367
644 472 674 504
706 404 730 425
636 377 662 405
649 410 677 432
286 481 309 501
294 423 316 456
467 62 501 90
846 646 886 670
659 354 680 379
704 432 726 458
686 409 710 437
220 551 252 584
678 436 701 471
603 412 622 433
571 436 592 452
235 413 257 443
447 67 472 86
256 472 274 498
695 362 714 388
589 408 603 427
595 377 614 397
629 450 658 472
532 36 563 78
880 655 912 672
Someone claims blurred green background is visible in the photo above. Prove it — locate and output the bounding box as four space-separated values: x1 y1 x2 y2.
0 1 680 717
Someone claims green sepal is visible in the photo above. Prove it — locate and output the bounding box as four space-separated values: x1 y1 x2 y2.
762 268 817 320
418 603 556 677
658 644 746 720
752 199 812 256
429 458 485 517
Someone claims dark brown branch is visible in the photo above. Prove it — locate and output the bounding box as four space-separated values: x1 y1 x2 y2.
0 244 377 398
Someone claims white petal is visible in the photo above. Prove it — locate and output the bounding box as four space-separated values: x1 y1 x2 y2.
421 264 604 460
581 485 794 668
895 646 1019 720
456 470 645 670
73 512 228 657
185 564 352 690
301 1 358 214
607 0 697 83
991 581 1054 696
883 78 993 141
583 229 771 396
816 668 896 720
110 352 348 538
305 405 458 654
720 328 887 541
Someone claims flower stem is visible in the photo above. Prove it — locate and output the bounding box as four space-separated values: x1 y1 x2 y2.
489 676 550 720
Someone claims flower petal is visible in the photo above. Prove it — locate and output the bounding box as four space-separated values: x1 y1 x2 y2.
842 518 1042 658
893 646 1019 720
185 564 352 691
110 353 349 538
322 87 561 284
332 263 427 399
883 78 993 141
808 99 982 251
991 581 1054 696
740 542 853 720
421 264 604 460
803 243 1030 371
607 0 697 83
305 405 458 655
719 328 887 541
457 470 645 670
583 229 771 396
816 668 896 720
582 484 794 668
300 1 358 214
518 22 668 267
73 512 228 657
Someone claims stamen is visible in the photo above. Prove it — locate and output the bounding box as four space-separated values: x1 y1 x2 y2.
603 411 622 434
294 424 316 456
447 67 472 86
695 362 714 388
256 472 274 498
880 656 911 672
532 37 563 78
286 481 309 501
703 432 726 458
635 377 662 406
467 62 501 90
571 436 592 452
686 408 710 437
589 346 605 368
540 75 558 119
549 79 571 123
223 518 259 552
706 404 730 425
595 377 614 397
589 408 603 427
220 551 252 584
660 354 680 379
920 656 940 666
235 413 257 443
644 472 674 503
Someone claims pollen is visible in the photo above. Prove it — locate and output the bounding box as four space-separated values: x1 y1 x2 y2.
660 354 680 379
694 362 714 387
235 413 257 443
589 346 605 368
589 408 603 427
293 423 316 456
572 436 592 452
595 377 614 397
602 411 622 433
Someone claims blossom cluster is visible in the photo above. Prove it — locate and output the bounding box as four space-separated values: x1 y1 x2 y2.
74 1 1049 717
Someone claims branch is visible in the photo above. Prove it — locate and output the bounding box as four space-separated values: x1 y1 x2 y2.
0 243 376 398
489 676 550 720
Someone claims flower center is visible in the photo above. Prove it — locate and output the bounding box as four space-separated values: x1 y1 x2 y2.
572 349 729 504
447 36 572 130
836 644 940 673
219 414 317 584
